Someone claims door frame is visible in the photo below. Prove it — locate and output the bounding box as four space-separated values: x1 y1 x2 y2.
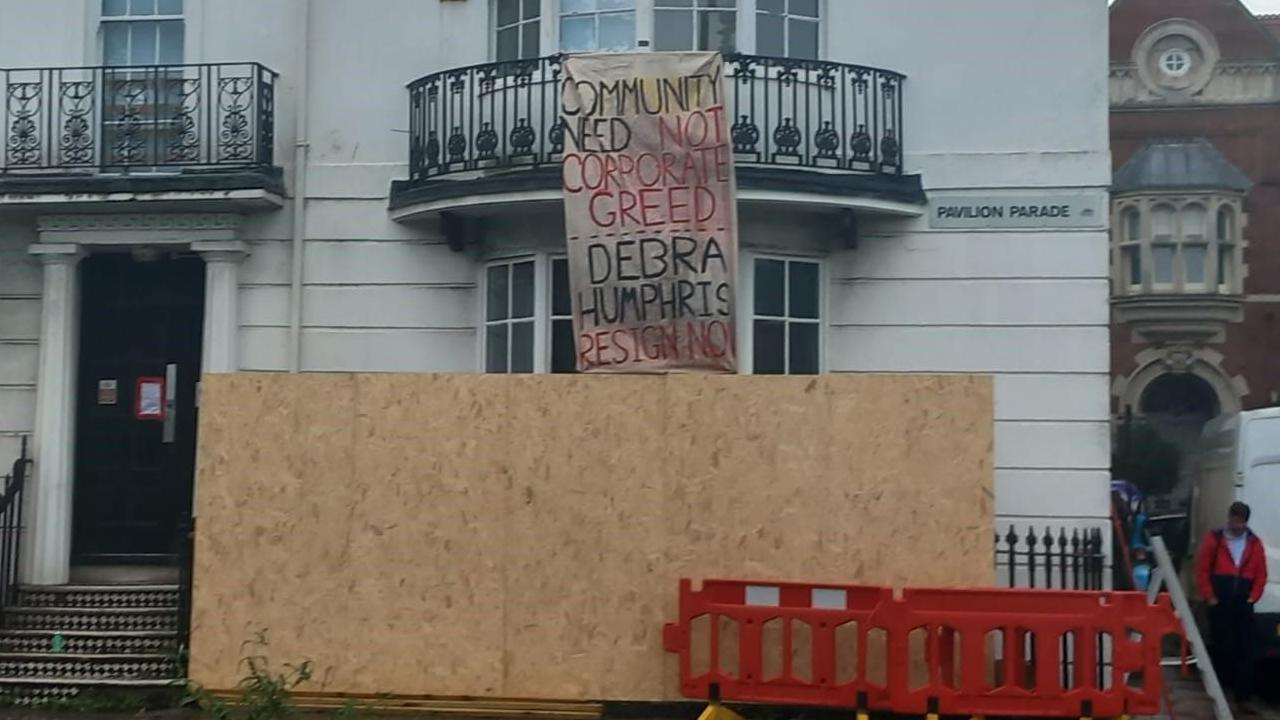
25 212 248 585
71 251 207 566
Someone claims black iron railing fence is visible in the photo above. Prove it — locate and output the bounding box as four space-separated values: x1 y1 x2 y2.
0 438 30 610
407 53 904 184
1 63 276 172
995 525 1107 591
175 515 194 672
994 525 1112 692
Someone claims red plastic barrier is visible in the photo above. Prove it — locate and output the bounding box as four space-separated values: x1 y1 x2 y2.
662 579 1183 718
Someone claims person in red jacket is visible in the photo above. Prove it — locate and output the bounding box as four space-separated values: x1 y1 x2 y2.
1196 501 1267 711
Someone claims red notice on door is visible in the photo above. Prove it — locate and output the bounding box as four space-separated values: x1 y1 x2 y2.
134 377 165 421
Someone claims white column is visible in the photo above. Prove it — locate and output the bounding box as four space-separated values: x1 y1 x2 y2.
25 243 83 586
192 241 249 374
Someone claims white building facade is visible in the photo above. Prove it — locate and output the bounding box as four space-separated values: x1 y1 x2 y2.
0 0 1111 585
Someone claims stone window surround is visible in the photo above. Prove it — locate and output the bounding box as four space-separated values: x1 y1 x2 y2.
1111 193 1245 297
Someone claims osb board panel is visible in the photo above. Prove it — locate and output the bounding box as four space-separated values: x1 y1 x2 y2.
190 373 993 701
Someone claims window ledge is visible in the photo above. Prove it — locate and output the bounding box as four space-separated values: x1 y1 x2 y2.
1112 293 1244 343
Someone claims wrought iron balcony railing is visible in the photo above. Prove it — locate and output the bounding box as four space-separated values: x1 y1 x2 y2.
406 53 904 185
1 63 276 173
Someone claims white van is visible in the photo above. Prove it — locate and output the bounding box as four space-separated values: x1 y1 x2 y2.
1185 407 1280 659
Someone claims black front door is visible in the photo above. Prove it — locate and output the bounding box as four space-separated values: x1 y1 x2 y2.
73 252 205 565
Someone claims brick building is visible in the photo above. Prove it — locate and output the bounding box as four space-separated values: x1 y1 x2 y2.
1110 0 1280 468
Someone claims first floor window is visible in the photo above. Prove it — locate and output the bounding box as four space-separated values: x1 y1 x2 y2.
1120 207 1141 288
496 0 541 61
560 0 636 53
752 257 820 375
102 0 184 66
491 0 823 60
655 0 738 52
485 259 536 373
1111 197 1243 296
1217 206 1236 289
756 0 818 59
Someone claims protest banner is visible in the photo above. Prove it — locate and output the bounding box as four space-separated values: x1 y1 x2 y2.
561 52 738 373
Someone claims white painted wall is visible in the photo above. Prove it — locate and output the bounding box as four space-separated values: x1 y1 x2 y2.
0 0 1112 531
0 220 40 464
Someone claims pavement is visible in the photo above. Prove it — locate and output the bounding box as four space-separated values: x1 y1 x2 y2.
1152 666 1280 720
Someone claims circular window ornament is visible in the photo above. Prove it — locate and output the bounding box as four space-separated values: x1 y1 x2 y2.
1160 48 1192 78
1132 19 1219 97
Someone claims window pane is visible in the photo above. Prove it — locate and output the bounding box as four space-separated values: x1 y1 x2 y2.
756 13 784 56
701 0 737 7
1152 206 1174 239
1124 246 1142 286
789 18 818 59
1124 209 1140 242
758 0 784 12
657 0 693 6
157 0 182 14
1219 244 1234 286
103 0 129 16
552 319 578 373
486 324 510 372
1185 244 1207 284
523 0 540 20
512 260 535 318
1153 245 1175 284
753 320 785 374
754 259 785 316
522 20 540 57
700 9 736 51
158 21 183 64
497 27 519 61
601 0 635 9
561 15 596 52
655 9 694 50
788 262 819 318
789 323 819 374
511 321 535 373
599 12 635 50
497 0 520 26
1217 207 1233 241
552 258 572 316
487 265 510 321
790 0 819 16
130 0 156 15
562 0 594 13
1182 205 1206 241
130 21 157 64
104 23 129 65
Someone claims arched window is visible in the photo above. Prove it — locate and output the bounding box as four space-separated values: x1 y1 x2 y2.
1151 204 1176 287
1216 205 1236 289
1181 204 1207 287
1111 196 1244 295
1121 207 1142 288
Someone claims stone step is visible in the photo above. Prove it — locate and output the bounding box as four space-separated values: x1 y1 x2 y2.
0 630 180 655
0 677 184 706
2 607 179 633
0 653 180 681
15 585 180 610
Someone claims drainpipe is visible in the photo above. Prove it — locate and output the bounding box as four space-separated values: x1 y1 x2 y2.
288 0 312 373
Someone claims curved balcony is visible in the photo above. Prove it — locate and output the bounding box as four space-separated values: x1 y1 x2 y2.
390 53 923 219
